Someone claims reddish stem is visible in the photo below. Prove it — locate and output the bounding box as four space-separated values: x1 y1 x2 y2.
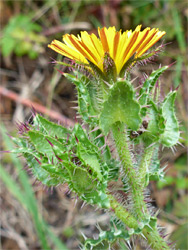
0 86 75 127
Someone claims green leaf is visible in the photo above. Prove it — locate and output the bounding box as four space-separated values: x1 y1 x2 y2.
35 114 69 138
107 159 120 181
84 225 129 250
100 80 141 135
139 66 168 116
71 167 97 193
40 163 70 183
28 131 54 155
67 164 109 208
1 37 16 56
77 143 102 181
84 215 156 250
149 147 164 181
72 124 99 153
24 153 60 186
89 128 111 162
0 14 45 58
160 91 180 147
143 101 159 142
45 135 69 161
64 73 98 124
141 100 165 145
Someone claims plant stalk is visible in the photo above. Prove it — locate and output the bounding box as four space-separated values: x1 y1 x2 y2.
143 227 171 250
111 122 147 220
109 194 170 249
108 194 138 229
111 122 170 249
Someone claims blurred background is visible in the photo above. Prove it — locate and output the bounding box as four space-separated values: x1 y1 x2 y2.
0 0 187 249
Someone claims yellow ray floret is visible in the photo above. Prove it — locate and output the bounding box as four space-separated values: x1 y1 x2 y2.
48 25 166 75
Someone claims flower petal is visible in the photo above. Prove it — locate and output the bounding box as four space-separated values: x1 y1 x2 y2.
48 40 88 64
98 27 109 53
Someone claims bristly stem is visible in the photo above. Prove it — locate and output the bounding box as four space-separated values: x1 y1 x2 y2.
108 194 138 229
143 227 171 250
138 145 156 189
111 122 148 220
111 122 170 249
109 194 170 250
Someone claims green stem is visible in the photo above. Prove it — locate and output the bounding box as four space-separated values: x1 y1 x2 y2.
143 228 170 250
138 145 155 189
108 194 138 229
111 122 170 249
111 122 147 220
109 194 170 250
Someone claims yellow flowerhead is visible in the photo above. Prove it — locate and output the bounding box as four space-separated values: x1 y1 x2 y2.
48 25 165 75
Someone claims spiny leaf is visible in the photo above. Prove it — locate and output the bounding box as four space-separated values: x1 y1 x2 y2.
72 124 99 153
65 162 109 208
45 136 69 161
77 143 102 181
71 167 97 193
100 80 141 135
143 101 159 142
28 130 69 161
24 153 61 186
160 91 180 147
141 100 165 145
139 66 168 116
86 80 102 113
72 124 111 182
64 73 98 124
28 131 54 156
89 128 111 162
12 147 41 159
147 146 165 181
34 114 70 138
84 216 157 250
41 163 69 179
84 228 130 250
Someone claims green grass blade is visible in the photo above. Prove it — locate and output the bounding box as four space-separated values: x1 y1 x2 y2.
172 8 186 53
0 164 26 205
46 226 69 250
